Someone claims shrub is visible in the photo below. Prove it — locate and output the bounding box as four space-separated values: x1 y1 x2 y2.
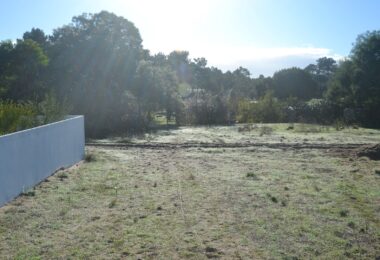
237 92 284 123
0 100 37 135
0 95 69 135
38 94 70 124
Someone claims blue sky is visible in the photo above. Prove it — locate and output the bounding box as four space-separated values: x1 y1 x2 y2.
1 0 379 76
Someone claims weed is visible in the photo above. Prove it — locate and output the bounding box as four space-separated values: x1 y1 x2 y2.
347 221 356 229
85 153 96 162
266 193 278 203
295 124 326 133
259 126 273 136
334 120 346 131
21 189 35 197
339 209 349 217
57 172 68 180
283 256 299 260
188 173 196 180
238 124 255 132
246 172 259 180
108 198 117 208
286 124 294 130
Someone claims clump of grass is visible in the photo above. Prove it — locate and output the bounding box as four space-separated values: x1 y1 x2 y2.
259 126 273 136
283 256 299 260
238 124 255 132
334 120 346 131
295 124 326 133
286 124 294 130
347 221 356 229
85 152 96 162
246 172 259 180
57 172 68 180
108 198 117 208
266 193 278 203
21 188 35 197
339 209 349 217
188 172 196 180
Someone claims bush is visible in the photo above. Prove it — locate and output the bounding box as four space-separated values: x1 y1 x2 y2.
237 92 284 123
0 95 69 135
0 100 37 135
38 94 70 124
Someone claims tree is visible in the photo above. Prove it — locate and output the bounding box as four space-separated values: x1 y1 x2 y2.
272 67 318 100
326 59 356 108
237 91 283 123
253 74 273 98
327 30 380 127
23 28 48 49
131 60 180 127
350 30 380 106
168 50 190 82
0 39 49 101
305 57 337 96
48 11 144 137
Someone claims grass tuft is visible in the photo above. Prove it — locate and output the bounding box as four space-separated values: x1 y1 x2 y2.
339 209 349 217
246 172 259 180
108 198 117 208
85 153 96 162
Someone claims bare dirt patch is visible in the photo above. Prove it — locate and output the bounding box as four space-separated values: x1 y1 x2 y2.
356 143 380 160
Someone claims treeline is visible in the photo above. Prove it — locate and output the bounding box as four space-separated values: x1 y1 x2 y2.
0 11 379 137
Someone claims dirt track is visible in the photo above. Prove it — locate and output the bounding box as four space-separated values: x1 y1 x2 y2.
86 141 366 150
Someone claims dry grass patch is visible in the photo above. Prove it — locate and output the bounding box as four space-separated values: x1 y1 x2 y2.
1 128 380 259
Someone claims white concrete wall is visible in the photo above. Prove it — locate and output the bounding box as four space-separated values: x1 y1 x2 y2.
0 116 85 207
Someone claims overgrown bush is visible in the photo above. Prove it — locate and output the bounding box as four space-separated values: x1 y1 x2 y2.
38 94 70 124
237 92 284 123
0 94 69 135
294 99 339 124
0 101 37 135
185 93 230 125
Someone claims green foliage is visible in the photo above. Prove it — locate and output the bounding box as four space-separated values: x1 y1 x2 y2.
0 100 37 135
237 92 284 123
304 57 337 96
186 92 230 125
273 67 319 100
1 13 379 135
0 96 68 135
49 11 144 137
38 94 70 124
327 30 380 128
0 39 49 102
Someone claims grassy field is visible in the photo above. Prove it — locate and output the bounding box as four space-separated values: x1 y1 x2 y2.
1 124 380 259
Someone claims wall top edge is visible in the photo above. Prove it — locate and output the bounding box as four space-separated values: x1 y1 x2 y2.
0 115 84 139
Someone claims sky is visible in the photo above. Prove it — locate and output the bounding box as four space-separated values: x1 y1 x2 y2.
1 0 379 77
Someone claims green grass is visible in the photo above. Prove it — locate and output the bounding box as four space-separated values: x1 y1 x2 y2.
0 126 379 259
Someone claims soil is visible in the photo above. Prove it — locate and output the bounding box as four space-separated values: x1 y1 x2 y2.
86 141 364 150
356 143 380 160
